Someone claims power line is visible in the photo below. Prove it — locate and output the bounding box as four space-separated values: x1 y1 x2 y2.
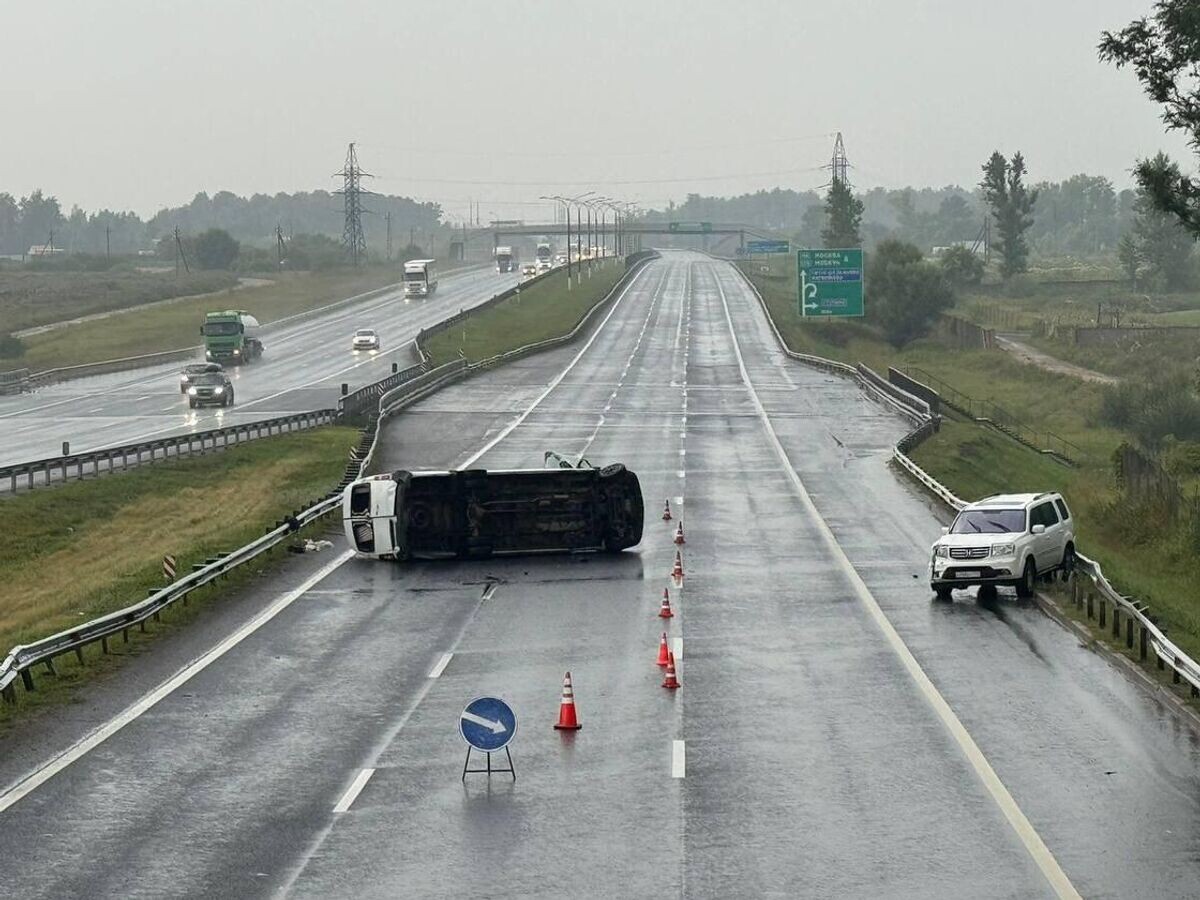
373 165 825 189
357 133 836 160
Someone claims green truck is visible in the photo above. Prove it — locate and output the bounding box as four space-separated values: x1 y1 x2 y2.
201 310 263 364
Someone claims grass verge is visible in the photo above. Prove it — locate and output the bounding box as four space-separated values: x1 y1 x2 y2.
1 269 240 334
17 267 402 371
422 263 626 366
0 425 356 723
743 262 1200 661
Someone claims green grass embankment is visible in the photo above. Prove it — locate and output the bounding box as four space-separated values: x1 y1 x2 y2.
742 262 1200 660
422 262 626 366
1 269 239 333
0 427 355 662
16 267 402 371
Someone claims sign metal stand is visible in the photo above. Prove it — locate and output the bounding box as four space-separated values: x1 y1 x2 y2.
462 746 516 781
459 696 518 782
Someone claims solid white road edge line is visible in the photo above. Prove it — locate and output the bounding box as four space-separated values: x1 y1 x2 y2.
428 653 453 678
0 549 355 814
711 264 1082 900
672 740 686 778
332 768 375 814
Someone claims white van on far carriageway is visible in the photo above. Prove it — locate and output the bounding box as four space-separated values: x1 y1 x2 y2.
403 259 438 297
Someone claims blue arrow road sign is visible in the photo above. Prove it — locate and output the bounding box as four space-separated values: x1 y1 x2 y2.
459 697 518 752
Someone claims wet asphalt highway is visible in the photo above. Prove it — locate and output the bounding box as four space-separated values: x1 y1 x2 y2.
0 265 516 467
2 253 1200 898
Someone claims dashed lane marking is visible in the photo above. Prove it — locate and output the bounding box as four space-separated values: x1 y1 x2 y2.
332 768 375 813
427 653 453 679
711 264 1081 900
672 740 686 779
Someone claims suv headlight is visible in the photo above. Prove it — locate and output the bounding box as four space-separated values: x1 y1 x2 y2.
991 543 1016 557
187 387 197 395
933 545 948 558
214 387 224 394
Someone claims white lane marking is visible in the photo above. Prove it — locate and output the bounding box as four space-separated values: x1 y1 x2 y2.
672 740 686 779
132 395 150 402
459 262 655 469
673 637 683 660
0 550 354 814
87 406 105 413
428 653 453 678
711 265 1081 900
332 768 375 813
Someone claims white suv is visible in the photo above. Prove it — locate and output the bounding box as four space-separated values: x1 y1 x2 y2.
930 493 1075 600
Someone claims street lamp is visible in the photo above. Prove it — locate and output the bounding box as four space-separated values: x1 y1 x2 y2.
541 195 574 286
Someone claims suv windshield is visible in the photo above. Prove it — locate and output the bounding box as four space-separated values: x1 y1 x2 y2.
192 373 225 385
950 508 1025 534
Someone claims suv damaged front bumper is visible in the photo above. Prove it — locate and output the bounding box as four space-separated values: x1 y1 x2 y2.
930 556 1019 589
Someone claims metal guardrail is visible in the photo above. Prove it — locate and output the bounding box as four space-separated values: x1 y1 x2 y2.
0 409 338 494
0 492 343 702
0 367 30 394
7 264 487 391
0 253 657 703
735 263 1200 703
902 364 1081 465
338 361 428 423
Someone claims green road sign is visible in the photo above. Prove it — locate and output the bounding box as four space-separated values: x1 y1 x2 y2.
797 248 864 317
667 222 713 233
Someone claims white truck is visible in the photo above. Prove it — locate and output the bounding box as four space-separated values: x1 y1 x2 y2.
342 465 644 560
535 241 552 272
495 246 516 273
403 259 438 297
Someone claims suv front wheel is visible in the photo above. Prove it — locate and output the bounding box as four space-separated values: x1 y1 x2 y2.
1015 558 1037 599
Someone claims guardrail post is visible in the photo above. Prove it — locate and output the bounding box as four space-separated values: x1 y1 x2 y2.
101 636 109 654
1098 598 1106 629
1126 616 1134 650
1111 605 1120 638
62 440 69 456
1086 592 1094 620
74 647 85 666
341 383 348 396
20 669 34 692
1139 622 1148 661
1 683 14 704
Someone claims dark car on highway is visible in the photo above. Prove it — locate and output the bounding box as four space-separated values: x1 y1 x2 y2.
185 371 235 408
179 362 225 393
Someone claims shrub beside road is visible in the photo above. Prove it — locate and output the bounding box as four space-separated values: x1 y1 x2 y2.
742 261 1200 659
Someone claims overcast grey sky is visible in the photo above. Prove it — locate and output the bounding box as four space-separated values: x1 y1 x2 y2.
1 0 1190 221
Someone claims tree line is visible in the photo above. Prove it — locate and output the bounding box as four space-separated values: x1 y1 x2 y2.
0 188 444 259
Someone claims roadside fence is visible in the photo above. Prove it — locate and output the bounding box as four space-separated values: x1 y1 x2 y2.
735 263 1200 708
0 253 659 703
0 410 338 495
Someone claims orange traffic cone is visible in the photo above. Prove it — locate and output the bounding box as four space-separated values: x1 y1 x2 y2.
658 587 674 618
674 522 686 545
671 551 684 580
662 652 681 689
662 499 672 521
656 631 670 666
554 671 582 731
